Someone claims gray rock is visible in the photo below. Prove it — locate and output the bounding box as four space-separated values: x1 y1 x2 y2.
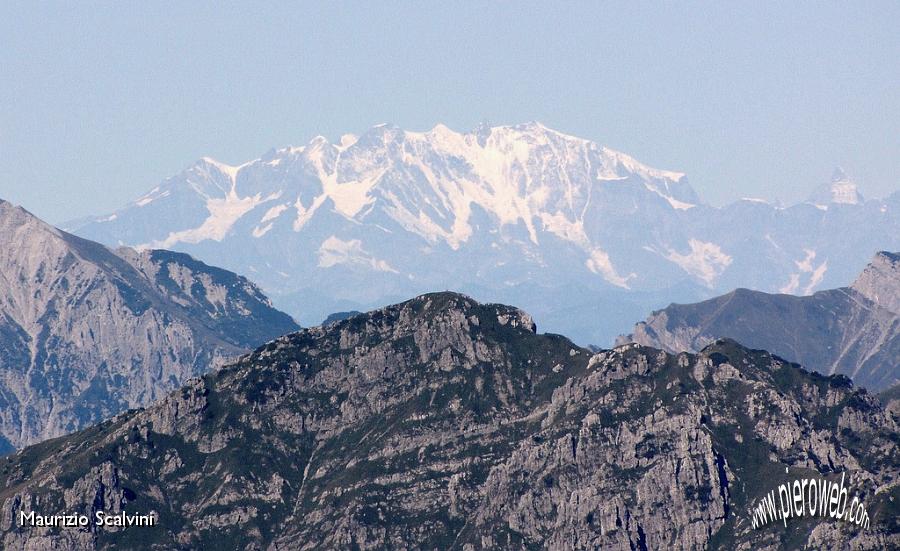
851 251 900 315
618 252 900 391
0 199 299 450
1 293 895 550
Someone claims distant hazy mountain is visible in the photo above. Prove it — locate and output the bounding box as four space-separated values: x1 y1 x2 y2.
321 310 362 326
0 199 298 451
619 251 900 391
1 293 896 549
70 122 900 345
807 167 865 206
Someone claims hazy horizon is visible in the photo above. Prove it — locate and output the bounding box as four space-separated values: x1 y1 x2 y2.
2 2 898 223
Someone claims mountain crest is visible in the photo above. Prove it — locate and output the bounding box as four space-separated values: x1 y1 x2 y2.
851 250 900 314
808 166 864 205
1 293 896 549
0 198 299 449
619 251 900 391
68 126 900 341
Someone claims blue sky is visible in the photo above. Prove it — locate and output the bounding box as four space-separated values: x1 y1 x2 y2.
1 2 898 223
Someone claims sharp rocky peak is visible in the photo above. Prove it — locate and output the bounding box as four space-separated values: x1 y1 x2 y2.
0 199 59 234
851 250 900 314
0 201 299 450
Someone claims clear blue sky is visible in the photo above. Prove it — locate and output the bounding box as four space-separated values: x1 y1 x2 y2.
1 2 898 223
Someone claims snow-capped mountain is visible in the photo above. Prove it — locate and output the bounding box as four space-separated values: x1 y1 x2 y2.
71 122 900 345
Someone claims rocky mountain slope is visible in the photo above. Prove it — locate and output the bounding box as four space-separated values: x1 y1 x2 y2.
69 122 900 345
619 251 900 392
851 251 900 314
0 199 299 451
1 293 896 550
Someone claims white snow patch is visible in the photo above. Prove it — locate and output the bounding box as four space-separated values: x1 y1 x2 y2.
665 195 696 210
323 172 382 218
293 195 328 232
539 212 589 245
805 260 828 294
202 157 242 185
252 223 274 238
795 249 817 272
134 189 169 207
641 184 695 210
664 239 732 286
303 139 383 219
780 249 829 294
261 203 290 223
145 191 278 248
317 236 398 273
337 134 358 150
599 147 686 182
779 274 801 294
585 248 634 288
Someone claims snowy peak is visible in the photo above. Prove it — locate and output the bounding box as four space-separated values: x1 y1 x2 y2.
79 122 698 265
67 123 900 343
808 167 864 205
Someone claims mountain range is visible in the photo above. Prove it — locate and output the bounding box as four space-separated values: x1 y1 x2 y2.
0 199 298 451
619 251 900 391
1 293 896 549
69 122 900 346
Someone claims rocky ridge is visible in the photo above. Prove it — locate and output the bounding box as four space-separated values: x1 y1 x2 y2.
1 293 896 549
619 251 900 391
851 251 900 315
0 199 299 450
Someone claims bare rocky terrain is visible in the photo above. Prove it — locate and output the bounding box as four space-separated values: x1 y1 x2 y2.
620 251 900 392
0 199 299 451
1 293 896 550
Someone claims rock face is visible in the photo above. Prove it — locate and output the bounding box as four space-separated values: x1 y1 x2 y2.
68 122 900 346
619 252 900 392
1 293 896 550
851 251 900 315
0 199 299 450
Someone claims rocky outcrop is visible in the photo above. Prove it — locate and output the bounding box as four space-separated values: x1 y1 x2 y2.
851 251 900 315
1 293 895 550
0 199 299 450
619 252 900 392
